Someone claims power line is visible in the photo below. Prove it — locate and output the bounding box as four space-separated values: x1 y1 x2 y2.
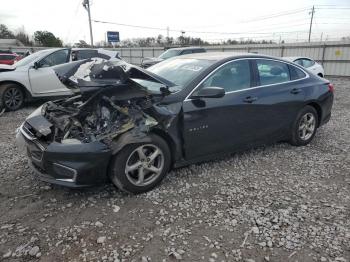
240 7 311 23
93 19 311 36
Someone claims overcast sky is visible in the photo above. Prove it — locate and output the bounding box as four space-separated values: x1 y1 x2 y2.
1 0 350 44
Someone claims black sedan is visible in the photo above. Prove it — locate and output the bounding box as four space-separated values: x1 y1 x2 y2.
16 53 334 194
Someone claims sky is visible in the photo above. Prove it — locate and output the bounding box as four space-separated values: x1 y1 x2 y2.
1 0 350 45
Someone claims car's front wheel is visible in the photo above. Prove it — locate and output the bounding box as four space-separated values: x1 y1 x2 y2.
109 134 171 194
0 84 25 111
289 105 318 146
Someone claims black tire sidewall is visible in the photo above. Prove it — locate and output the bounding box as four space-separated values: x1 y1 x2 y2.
0 84 25 111
291 106 318 146
109 134 171 194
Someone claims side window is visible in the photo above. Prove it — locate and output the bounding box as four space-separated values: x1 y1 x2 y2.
192 49 205 53
289 65 306 80
302 59 315 68
181 50 192 55
75 50 99 60
40 50 69 67
257 59 290 85
294 59 304 66
200 60 251 92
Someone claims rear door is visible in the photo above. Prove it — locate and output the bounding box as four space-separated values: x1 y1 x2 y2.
250 59 307 141
29 49 71 95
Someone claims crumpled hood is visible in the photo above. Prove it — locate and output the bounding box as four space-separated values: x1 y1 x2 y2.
53 58 173 98
141 57 164 66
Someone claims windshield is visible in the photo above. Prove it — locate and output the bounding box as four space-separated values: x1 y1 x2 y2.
145 58 214 90
158 49 181 60
14 49 52 67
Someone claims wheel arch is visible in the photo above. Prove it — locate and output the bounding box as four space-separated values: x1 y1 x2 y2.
307 102 322 127
0 80 31 101
149 129 177 166
110 129 176 164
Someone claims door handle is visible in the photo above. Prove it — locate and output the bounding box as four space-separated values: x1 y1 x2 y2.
291 88 302 94
243 96 258 103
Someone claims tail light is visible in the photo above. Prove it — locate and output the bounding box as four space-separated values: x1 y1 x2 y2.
328 83 334 93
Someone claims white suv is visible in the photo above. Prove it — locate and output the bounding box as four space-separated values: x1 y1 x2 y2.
0 48 120 111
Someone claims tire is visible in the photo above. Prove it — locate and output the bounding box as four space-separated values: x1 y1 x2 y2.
289 105 318 146
0 84 25 111
109 134 171 194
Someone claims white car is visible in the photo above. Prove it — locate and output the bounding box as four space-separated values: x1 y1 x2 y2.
283 57 325 77
0 48 120 111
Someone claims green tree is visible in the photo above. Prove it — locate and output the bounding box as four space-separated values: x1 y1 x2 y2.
0 24 15 38
34 31 63 47
15 27 32 46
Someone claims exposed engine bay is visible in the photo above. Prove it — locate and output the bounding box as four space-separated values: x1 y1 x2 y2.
38 58 176 145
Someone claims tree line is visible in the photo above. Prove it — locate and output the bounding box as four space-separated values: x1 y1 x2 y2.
1 23 277 48
0 24 63 47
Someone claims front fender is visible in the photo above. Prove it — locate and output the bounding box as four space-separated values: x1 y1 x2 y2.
109 131 152 155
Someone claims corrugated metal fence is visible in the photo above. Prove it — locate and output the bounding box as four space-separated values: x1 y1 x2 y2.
6 41 350 76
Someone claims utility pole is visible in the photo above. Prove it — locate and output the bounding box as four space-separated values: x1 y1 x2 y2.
181 31 185 46
82 0 94 47
166 26 169 39
308 5 315 43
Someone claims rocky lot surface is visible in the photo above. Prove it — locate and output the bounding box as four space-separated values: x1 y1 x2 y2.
0 77 349 262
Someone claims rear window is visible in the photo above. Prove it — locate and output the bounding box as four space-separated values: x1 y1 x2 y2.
192 49 206 53
289 65 306 80
302 59 315 68
257 59 290 85
0 55 16 60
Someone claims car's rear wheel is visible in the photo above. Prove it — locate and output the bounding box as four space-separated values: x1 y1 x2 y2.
289 105 318 146
109 134 171 194
0 84 25 111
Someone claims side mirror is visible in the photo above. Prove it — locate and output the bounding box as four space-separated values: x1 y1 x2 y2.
33 61 40 69
191 86 225 99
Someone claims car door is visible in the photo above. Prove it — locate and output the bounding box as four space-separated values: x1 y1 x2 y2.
29 49 71 95
182 59 269 160
250 59 306 142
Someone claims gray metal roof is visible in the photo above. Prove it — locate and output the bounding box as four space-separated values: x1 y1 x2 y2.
0 39 24 46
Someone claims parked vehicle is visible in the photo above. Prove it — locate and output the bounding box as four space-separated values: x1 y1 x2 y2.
16 52 334 194
0 48 121 111
141 46 206 68
0 53 22 65
283 57 325 77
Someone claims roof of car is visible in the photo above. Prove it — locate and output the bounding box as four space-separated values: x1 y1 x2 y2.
283 56 312 61
175 52 279 61
168 46 205 51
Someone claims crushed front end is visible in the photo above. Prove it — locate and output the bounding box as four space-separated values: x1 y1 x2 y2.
16 59 176 187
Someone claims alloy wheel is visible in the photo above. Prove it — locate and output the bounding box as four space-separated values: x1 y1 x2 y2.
125 144 164 186
298 112 316 141
4 87 23 110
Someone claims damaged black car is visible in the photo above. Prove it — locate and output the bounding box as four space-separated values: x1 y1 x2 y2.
16 53 334 193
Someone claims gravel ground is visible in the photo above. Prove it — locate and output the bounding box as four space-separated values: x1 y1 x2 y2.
0 77 349 262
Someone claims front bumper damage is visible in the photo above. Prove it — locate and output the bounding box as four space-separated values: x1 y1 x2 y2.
16 59 180 187
16 123 112 187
